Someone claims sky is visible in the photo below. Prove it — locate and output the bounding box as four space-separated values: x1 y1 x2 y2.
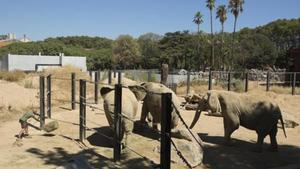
0 0 299 41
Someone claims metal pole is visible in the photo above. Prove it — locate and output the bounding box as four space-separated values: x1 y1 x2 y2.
71 73 76 110
114 84 122 162
208 69 212 90
292 72 296 95
46 75 51 118
113 68 116 78
39 76 45 129
228 72 231 91
187 71 190 95
148 70 151 82
118 71 122 84
245 72 249 92
266 71 270 92
79 79 86 141
160 93 172 169
108 70 112 84
94 71 99 104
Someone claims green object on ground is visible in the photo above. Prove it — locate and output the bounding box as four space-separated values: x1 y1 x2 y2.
43 120 59 132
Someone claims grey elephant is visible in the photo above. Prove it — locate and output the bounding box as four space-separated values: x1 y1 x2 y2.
128 82 181 130
100 85 138 146
190 90 287 152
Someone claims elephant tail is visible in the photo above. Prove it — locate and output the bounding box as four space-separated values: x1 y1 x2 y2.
279 114 287 138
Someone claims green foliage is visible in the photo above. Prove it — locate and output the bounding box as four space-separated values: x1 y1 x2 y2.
112 35 141 69
138 33 162 69
0 71 26 82
0 18 298 71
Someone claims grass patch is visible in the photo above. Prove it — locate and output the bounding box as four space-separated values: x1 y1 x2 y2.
0 70 26 82
24 79 34 88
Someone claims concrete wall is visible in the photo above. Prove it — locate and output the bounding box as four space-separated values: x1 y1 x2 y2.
1 54 87 71
0 55 8 70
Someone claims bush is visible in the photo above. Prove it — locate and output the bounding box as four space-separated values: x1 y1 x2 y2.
24 80 34 88
231 79 245 92
0 71 26 82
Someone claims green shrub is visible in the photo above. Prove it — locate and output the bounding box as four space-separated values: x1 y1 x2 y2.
24 80 34 88
0 71 26 82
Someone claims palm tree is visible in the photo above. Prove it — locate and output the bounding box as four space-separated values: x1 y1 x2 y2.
216 5 227 69
193 11 204 70
206 0 215 69
228 0 244 69
193 11 204 34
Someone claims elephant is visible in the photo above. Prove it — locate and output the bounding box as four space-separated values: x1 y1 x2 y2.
190 90 287 152
100 85 138 147
128 82 182 130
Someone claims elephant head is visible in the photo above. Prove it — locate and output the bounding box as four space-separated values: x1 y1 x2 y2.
100 85 114 97
190 91 222 129
128 84 148 101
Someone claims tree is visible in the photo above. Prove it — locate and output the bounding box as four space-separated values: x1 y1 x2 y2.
216 5 227 69
138 33 162 69
206 0 215 69
193 11 204 34
193 12 204 70
228 0 244 69
112 35 141 69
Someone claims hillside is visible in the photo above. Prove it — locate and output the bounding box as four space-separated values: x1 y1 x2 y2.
0 18 299 70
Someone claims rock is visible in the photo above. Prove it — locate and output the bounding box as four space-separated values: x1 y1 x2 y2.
43 120 59 132
171 129 204 167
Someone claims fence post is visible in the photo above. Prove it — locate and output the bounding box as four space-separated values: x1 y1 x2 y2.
71 73 76 110
292 72 296 95
114 83 122 162
148 70 152 82
227 72 231 91
245 72 249 92
187 71 191 95
108 70 112 84
89 71 92 80
39 76 45 129
79 79 86 142
46 75 51 118
114 68 116 78
94 71 99 104
98 70 101 81
208 69 212 90
160 93 172 169
266 71 270 92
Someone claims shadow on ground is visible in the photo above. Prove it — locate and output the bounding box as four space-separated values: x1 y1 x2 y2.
87 126 114 148
199 133 300 169
26 146 157 169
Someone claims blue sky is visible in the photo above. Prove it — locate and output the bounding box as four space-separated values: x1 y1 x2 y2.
1 0 299 41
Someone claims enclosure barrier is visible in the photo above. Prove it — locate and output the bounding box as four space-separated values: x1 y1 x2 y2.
39 71 202 169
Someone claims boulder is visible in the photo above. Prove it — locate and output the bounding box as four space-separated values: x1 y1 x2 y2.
43 120 59 132
171 129 204 167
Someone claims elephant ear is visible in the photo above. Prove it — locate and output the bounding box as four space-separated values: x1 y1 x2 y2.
128 85 147 101
100 85 114 97
207 91 222 113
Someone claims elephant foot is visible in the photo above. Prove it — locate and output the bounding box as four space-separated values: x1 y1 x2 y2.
252 146 263 153
267 146 278 152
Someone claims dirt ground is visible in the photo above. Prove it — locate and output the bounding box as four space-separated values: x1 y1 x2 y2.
0 80 300 169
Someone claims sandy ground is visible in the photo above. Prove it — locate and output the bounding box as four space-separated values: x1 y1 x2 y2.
0 80 300 169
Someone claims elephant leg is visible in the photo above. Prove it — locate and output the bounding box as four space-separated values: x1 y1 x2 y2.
140 104 149 123
252 133 267 153
268 124 278 152
223 116 239 146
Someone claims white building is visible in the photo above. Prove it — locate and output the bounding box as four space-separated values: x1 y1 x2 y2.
0 53 87 71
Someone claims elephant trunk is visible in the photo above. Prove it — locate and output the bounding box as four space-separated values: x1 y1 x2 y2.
190 108 203 129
